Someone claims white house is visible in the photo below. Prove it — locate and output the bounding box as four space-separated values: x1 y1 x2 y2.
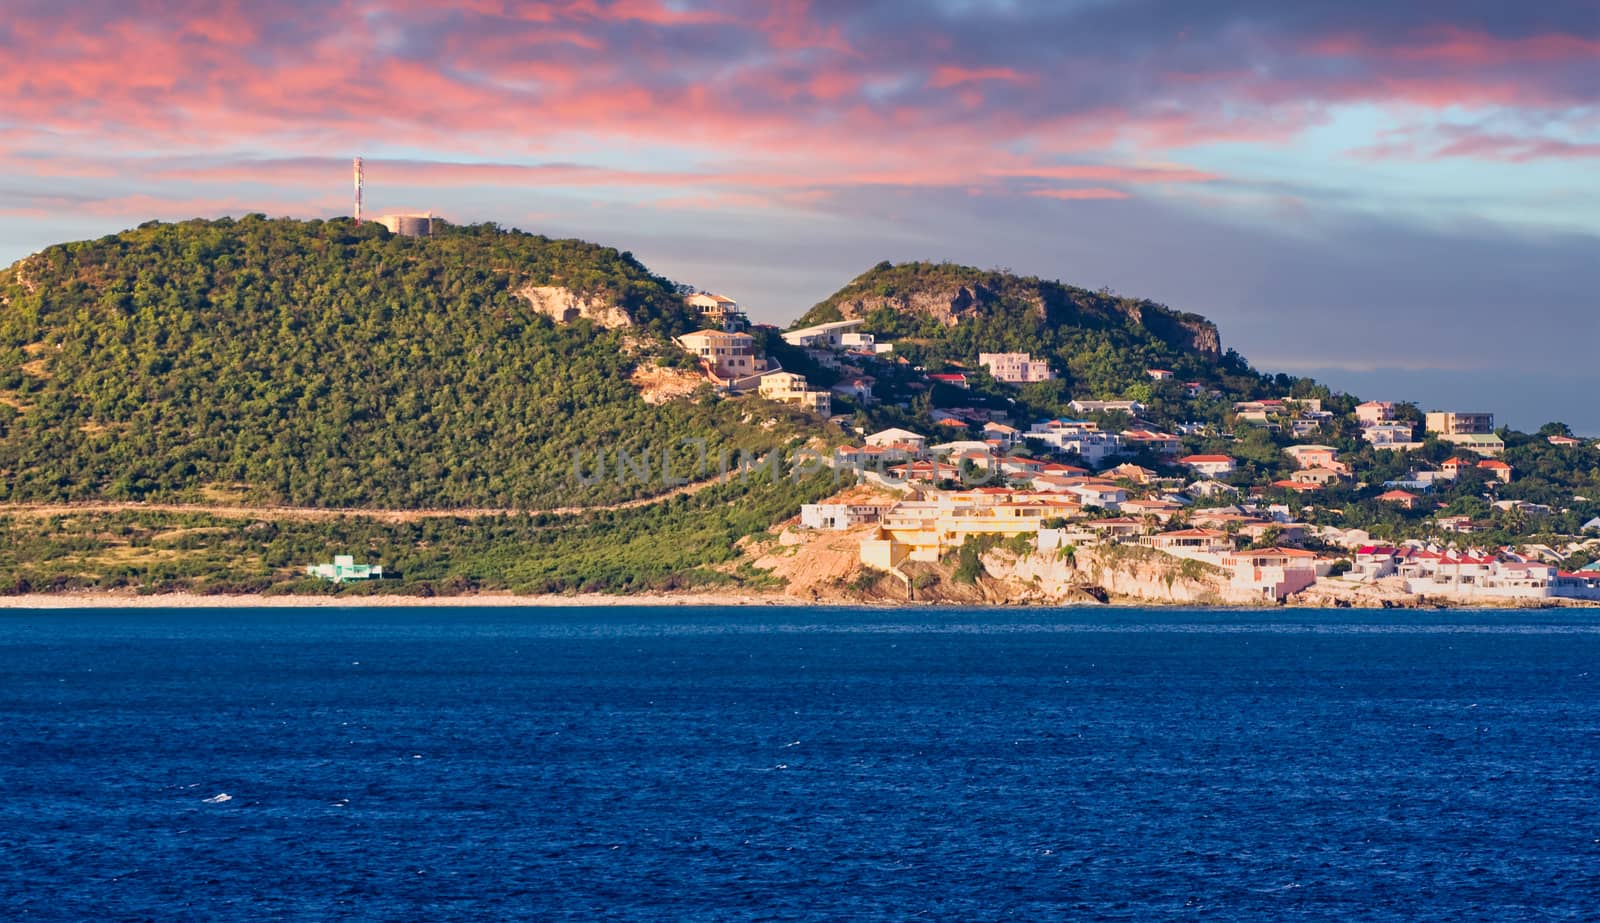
979 352 1054 383
1363 422 1419 448
1119 430 1182 456
1355 401 1395 426
307 555 383 583
1178 454 1236 477
782 319 866 349
1070 399 1146 416
982 422 1021 449
1064 482 1127 510
1026 420 1122 466
800 503 891 530
866 428 927 452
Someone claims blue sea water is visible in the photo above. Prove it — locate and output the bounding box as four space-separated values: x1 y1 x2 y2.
2 608 1599 921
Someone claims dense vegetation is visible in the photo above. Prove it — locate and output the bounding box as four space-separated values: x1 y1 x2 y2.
796 261 1259 402
797 262 1600 553
3 222 1594 595
0 469 835 595
795 261 1326 440
0 216 822 508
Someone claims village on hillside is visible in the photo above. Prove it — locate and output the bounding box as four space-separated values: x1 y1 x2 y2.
669 292 1600 606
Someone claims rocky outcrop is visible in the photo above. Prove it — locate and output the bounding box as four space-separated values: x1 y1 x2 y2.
1120 302 1221 357
630 364 705 404
517 284 633 329
997 545 1248 605
830 284 1003 327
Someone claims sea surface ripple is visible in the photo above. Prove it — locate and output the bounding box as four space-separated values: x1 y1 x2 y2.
1 607 1597 921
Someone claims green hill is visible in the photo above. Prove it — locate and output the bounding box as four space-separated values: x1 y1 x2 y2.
797 260 1268 402
0 216 819 509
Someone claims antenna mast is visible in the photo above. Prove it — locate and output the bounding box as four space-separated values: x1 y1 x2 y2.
353 157 364 224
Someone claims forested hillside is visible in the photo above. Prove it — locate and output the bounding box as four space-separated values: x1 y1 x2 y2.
0 216 819 509
798 261 1253 400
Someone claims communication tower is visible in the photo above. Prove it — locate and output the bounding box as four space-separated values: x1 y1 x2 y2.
353 157 364 223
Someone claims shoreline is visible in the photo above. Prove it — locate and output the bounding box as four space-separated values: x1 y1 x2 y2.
0 591 805 610
0 590 1593 611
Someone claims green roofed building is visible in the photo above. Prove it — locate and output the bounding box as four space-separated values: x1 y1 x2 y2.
307 555 384 583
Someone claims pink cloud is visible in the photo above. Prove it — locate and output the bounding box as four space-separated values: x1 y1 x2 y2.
928 66 1035 89
1350 125 1600 163
1029 188 1131 201
0 1 1590 231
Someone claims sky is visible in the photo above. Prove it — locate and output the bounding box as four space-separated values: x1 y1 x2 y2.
2 0 1596 431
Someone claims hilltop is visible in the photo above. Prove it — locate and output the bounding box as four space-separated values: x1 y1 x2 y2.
796 261 1243 400
0 216 821 510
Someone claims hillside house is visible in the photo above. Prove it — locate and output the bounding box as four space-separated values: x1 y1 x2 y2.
758 371 831 415
1290 467 1344 486
1284 444 1342 471
1179 454 1236 478
928 372 969 389
1219 547 1321 600
1363 422 1418 448
1147 369 1174 381
982 422 1021 449
1350 545 1400 580
1147 528 1233 557
1440 433 1505 456
1287 416 1328 438
1105 463 1159 484
1476 459 1513 483
1187 479 1239 498
979 352 1054 383
1069 399 1146 416
866 428 928 453
1355 401 1395 427
830 377 875 405
675 330 771 386
1026 419 1122 466
1120 498 1184 522
1425 411 1494 435
782 319 866 349
1377 489 1423 510
684 292 748 331
306 555 383 583
1233 399 1286 423
1119 429 1182 456
800 503 892 530
1062 481 1127 510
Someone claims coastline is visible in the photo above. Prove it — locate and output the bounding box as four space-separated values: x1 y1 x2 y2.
0 590 1593 610
0 591 804 610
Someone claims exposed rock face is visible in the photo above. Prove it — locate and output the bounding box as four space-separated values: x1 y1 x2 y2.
830 284 1006 327
517 284 633 329
630 364 705 404
815 265 1220 355
997 545 1245 605
1119 302 1222 357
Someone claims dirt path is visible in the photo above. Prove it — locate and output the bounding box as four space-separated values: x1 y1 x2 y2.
0 474 731 523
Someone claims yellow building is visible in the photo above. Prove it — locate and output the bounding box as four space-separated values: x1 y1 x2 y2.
758 371 832 415
862 495 1077 565
675 330 770 385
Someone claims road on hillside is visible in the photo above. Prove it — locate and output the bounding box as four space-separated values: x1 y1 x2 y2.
0 474 731 522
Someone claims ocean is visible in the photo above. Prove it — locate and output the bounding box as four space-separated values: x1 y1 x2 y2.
1 607 1597 921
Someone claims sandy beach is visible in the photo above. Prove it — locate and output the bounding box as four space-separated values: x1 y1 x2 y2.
2 591 1590 610
0 591 806 610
